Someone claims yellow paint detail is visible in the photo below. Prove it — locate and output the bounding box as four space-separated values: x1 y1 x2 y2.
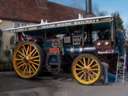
72 54 101 85
13 42 41 79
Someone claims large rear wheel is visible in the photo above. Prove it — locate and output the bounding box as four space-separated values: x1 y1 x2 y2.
13 42 42 79
72 54 101 85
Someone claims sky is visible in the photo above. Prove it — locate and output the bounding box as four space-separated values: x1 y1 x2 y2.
49 0 128 26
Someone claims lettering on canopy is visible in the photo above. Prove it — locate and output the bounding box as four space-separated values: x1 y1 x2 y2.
8 17 113 33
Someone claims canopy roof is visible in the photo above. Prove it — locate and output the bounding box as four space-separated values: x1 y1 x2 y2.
4 16 113 33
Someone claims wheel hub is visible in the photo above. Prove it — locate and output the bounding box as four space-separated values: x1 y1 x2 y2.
26 56 29 60
23 56 30 63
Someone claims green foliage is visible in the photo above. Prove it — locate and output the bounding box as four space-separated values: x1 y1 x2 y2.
97 11 107 16
112 12 124 31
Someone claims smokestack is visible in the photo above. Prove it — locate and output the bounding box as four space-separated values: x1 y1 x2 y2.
85 0 94 17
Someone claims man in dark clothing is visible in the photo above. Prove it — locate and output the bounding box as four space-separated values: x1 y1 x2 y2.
116 29 125 57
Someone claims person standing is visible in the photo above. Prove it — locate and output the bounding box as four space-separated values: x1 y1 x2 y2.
116 29 125 57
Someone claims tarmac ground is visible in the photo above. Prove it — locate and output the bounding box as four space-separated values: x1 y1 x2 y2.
0 72 127 96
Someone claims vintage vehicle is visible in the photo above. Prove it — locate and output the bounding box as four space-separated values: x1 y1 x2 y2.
4 15 118 85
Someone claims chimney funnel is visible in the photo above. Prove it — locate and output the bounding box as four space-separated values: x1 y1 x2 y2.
85 0 94 17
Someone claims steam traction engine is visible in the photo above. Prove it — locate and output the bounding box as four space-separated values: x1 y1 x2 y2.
5 16 118 85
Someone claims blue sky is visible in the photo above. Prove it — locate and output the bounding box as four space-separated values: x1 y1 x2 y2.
49 0 128 25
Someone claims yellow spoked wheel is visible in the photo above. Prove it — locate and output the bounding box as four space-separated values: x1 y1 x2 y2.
13 42 41 79
72 54 101 85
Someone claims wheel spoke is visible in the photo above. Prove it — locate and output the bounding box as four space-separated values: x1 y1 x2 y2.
87 71 94 80
77 70 84 75
80 73 84 79
31 63 37 71
29 45 32 54
15 58 23 61
32 59 40 62
88 59 94 67
86 72 90 81
29 60 38 70
78 59 84 65
28 64 34 74
16 60 24 65
28 65 32 74
29 48 36 56
90 70 98 76
17 50 25 57
87 58 91 66
28 66 31 74
23 65 28 74
26 45 30 55
76 63 84 68
17 63 26 69
82 57 86 67
28 64 36 73
23 45 27 55
17 54 24 58
91 64 98 68
21 47 26 56
90 68 98 71
29 60 39 66
83 72 87 80
75 67 83 71
30 56 39 60
32 49 38 56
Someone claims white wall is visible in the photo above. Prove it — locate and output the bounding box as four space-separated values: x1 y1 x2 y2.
0 20 35 50
0 20 15 30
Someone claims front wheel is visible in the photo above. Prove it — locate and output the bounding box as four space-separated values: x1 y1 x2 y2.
72 54 101 85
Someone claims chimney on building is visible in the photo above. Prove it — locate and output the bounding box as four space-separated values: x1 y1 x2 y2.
85 0 94 17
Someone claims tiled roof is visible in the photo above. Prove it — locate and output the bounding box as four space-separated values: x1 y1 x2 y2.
0 0 84 23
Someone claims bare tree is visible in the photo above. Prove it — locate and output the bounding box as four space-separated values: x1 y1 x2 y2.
70 0 107 16
70 0 85 10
